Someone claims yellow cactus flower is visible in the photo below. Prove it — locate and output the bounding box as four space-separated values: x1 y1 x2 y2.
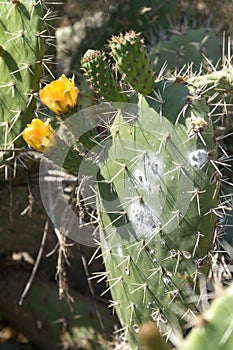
39 74 79 115
22 118 56 152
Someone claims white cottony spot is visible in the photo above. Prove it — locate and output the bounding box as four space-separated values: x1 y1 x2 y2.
128 200 160 238
133 153 163 193
189 149 208 168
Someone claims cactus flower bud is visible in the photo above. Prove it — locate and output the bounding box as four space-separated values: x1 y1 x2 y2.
39 74 79 115
22 118 55 152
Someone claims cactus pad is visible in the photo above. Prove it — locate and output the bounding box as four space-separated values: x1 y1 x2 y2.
109 31 154 95
96 80 219 348
81 49 127 103
151 28 222 73
0 0 45 166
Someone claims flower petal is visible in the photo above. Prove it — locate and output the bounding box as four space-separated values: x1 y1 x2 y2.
39 75 79 115
22 118 55 152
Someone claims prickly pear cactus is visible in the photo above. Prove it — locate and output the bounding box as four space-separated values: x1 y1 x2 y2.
97 93 219 348
87 32 222 349
0 0 46 166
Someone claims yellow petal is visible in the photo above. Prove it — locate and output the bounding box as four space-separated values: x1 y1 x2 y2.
39 75 79 115
50 100 67 115
22 119 55 152
59 74 75 88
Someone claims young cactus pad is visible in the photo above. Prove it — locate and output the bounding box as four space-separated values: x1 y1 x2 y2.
0 0 45 165
81 49 127 103
109 31 154 96
96 79 219 348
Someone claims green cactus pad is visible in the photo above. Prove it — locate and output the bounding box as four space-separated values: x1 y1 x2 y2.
109 31 154 95
81 49 127 103
96 80 219 348
179 283 233 350
151 28 222 73
0 0 45 165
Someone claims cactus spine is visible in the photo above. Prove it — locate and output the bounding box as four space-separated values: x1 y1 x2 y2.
0 0 46 167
